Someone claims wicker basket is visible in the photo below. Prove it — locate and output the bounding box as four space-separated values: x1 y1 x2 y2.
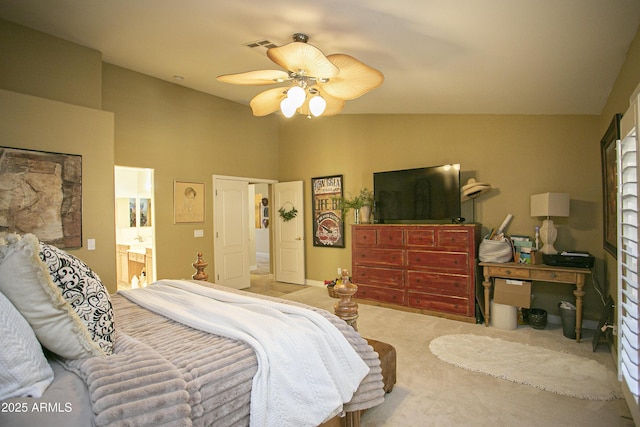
327 286 338 298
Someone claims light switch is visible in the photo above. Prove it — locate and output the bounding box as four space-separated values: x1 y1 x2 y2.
87 239 96 250
194 229 204 238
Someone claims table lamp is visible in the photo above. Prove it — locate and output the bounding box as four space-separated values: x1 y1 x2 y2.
530 192 570 254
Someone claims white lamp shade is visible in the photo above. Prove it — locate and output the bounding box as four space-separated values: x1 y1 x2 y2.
280 98 297 118
530 192 570 217
309 95 327 116
286 86 306 108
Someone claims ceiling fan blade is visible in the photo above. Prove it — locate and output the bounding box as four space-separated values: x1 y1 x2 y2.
321 54 384 100
217 70 290 85
249 87 287 116
267 42 339 79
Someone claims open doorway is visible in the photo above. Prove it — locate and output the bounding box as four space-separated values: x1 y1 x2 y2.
114 166 156 290
213 175 305 290
251 183 271 281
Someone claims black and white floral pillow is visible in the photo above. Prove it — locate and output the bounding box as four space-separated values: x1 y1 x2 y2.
39 243 115 355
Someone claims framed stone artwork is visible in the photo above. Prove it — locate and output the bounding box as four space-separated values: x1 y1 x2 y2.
0 146 82 248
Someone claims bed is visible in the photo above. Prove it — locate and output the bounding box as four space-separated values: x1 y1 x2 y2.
0 233 385 427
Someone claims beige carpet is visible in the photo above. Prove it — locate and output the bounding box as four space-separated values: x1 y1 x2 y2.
280 286 634 427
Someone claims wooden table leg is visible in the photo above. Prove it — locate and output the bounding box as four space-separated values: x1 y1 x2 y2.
574 274 586 343
344 410 361 427
483 266 491 327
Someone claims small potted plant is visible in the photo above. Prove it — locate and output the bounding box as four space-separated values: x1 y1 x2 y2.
333 187 374 224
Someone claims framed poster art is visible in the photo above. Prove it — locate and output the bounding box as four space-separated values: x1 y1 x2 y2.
600 113 621 258
174 181 205 223
0 146 82 248
312 175 344 247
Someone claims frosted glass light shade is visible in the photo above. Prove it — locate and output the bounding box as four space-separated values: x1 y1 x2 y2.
286 86 305 108
280 98 296 118
309 95 327 116
530 193 570 218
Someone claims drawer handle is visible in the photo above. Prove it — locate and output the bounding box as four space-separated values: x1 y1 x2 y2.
550 272 557 278
505 269 511 274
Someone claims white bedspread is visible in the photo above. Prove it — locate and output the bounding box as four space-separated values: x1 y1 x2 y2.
119 279 369 427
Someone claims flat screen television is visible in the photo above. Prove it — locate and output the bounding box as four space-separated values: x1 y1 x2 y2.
373 163 461 223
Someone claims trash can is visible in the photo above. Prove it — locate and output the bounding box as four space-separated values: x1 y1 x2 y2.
559 301 577 339
528 308 547 329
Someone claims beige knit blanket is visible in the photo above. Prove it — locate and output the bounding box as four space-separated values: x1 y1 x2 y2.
64 283 385 426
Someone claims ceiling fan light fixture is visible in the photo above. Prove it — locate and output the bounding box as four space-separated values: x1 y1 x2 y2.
286 85 306 108
309 95 327 117
218 33 383 118
280 97 297 118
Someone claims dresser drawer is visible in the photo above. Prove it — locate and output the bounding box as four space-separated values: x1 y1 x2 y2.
406 271 470 297
353 227 377 246
356 284 406 305
353 266 404 288
530 269 577 283
353 248 404 267
378 227 404 246
406 229 436 247
407 250 469 272
437 229 470 250
407 292 470 316
487 266 531 279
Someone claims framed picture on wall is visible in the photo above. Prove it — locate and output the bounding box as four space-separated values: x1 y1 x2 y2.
174 181 205 223
312 175 344 248
600 113 621 258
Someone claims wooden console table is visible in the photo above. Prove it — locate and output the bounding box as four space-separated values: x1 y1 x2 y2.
479 262 591 342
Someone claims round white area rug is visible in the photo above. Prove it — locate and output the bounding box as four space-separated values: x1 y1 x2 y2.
429 334 622 400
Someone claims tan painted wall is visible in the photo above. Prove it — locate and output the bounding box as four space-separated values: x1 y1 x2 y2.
102 64 280 281
0 89 116 290
277 114 605 318
0 20 102 109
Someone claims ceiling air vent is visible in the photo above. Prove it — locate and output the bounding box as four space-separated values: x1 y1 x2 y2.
243 39 278 53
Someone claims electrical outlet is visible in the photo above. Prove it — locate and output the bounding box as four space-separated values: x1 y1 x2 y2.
337 267 342 275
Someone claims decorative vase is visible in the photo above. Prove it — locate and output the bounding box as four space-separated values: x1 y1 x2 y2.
359 205 372 224
354 209 360 224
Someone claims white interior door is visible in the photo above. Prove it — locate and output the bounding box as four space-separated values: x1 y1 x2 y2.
214 178 250 289
274 181 305 284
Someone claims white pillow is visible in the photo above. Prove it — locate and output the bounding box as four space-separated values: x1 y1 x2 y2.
40 242 114 355
0 233 104 359
0 291 54 400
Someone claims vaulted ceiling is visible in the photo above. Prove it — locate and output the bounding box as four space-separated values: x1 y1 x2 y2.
1 0 639 115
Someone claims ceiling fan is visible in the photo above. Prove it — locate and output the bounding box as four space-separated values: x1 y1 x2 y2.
217 33 384 118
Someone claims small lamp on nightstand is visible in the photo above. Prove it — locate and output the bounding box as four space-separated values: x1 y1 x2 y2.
530 192 570 254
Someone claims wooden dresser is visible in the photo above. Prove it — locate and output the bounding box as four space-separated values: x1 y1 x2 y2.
352 224 481 322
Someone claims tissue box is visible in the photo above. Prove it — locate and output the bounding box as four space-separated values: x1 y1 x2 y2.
494 278 531 308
